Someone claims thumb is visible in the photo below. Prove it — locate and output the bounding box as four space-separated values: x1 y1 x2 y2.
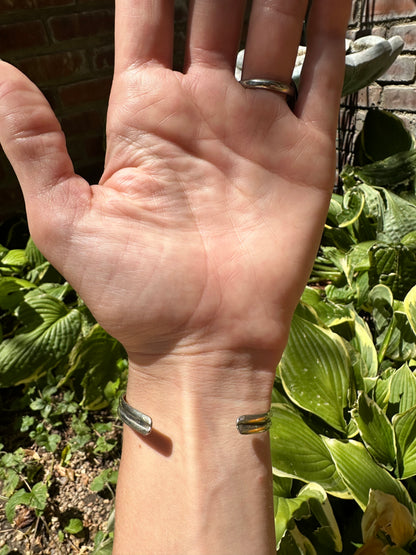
0 61 89 249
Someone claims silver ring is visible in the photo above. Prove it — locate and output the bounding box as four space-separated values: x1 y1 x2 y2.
240 78 297 98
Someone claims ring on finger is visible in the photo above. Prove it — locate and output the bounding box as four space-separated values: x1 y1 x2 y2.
240 78 298 107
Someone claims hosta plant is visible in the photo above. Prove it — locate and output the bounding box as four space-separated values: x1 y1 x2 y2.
0 235 127 409
270 117 416 553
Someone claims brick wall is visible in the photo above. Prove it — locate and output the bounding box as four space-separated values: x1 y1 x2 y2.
0 1 414 219
0 1 191 220
340 0 416 166
0 0 117 217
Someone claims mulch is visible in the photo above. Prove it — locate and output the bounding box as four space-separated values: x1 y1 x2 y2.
0 420 121 555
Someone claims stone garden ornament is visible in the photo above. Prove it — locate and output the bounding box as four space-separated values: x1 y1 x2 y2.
235 35 405 97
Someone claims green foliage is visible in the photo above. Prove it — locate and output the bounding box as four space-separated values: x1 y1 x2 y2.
2 108 416 553
5 481 48 523
271 114 416 553
0 236 127 408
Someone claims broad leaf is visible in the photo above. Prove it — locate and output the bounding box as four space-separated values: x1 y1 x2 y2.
393 406 416 479
350 314 378 379
0 249 28 268
277 525 317 555
270 404 348 496
369 244 416 301
404 285 416 336
280 313 351 433
349 150 416 190
323 438 413 513
351 393 396 470
0 277 35 310
358 110 413 164
0 292 82 386
66 325 126 410
274 483 342 552
389 364 416 414
378 189 416 244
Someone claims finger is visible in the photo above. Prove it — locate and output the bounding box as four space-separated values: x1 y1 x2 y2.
114 0 174 73
185 0 246 72
0 62 81 202
296 0 352 135
242 0 308 83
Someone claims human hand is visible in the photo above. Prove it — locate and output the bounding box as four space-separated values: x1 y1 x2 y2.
0 1 351 371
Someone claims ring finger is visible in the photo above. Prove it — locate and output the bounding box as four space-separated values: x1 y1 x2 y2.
242 0 308 85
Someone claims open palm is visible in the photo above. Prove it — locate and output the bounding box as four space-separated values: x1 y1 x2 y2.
0 0 351 367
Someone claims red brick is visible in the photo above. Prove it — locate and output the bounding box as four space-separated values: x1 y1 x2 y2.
0 20 48 54
36 0 75 6
92 45 114 71
378 56 416 83
0 0 35 9
389 24 416 52
374 0 416 18
58 76 112 107
357 84 383 107
48 10 114 43
382 86 416 111
16 50 89 86
67 134 105 161
60 109 104 136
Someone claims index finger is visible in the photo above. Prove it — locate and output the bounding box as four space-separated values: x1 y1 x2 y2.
114 0 175 73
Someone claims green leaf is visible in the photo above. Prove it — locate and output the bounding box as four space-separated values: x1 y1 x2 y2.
358 109 413 164
389 364 416 414
323 438 413 513
5 488 31 522
374 367 395 410
5 482 48 523
350 313 378 379
378 189 416 244
270 404 348 496
274 483 342 552
29 482 48 512
24 237 46 268
1 249 28 268
0 292 82 386
369 244 416 301
404 285 416 336
1 468 20 497
64 518 84 535
393 406 416 479
350 150 416 189
90 468 118 492
0 277 35 310
337 187 365 227
351 392 396 469
273 475 292 498
385 310 416 362
278 525 317 555
66 325 126 410
280 313 351 433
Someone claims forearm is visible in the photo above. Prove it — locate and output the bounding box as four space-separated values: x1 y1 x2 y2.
113 353 277 555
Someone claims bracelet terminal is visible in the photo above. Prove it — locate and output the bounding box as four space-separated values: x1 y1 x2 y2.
119 394 271 436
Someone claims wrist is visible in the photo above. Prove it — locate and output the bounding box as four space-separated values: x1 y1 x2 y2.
124 349 276 437
115 351 277 554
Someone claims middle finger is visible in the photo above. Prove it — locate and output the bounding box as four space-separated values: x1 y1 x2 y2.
243 0 308 84
185 0 247 72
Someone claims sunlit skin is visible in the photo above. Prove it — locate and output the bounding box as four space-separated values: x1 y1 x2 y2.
0 1 352 553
